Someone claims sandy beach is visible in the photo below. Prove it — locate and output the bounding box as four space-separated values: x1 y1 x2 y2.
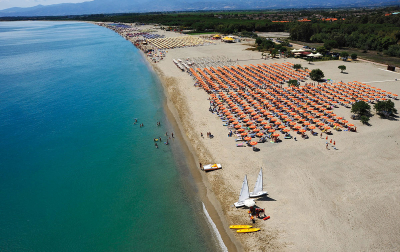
109 24 400 251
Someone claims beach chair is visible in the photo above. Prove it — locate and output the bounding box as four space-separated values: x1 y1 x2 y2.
236 143 246 147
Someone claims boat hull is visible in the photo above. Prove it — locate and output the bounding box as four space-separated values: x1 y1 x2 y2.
249 191 268 198
203 163 222 171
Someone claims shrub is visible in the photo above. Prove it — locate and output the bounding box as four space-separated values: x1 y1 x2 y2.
338 65 346 73
360 115 370 124
351 101 371 116
310 69 324 81
374 100 397 117
293 64 302 70
288 79 299 87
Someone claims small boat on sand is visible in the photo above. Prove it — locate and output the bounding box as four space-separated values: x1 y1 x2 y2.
229 225 252 229
234 175 255 208
237 228 260 233
203 163 222 171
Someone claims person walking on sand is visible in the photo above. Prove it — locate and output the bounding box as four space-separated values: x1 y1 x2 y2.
320 132 322 138
200 162 202 170
172 133 174 138
326 143 329 150
201 132 203 138
330 139 332 144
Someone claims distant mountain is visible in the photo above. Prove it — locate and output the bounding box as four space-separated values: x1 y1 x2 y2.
0 0 396 17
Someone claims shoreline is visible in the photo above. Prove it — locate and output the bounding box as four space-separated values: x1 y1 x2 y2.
97 22 400 251
148 53 242 252
105 22 243 251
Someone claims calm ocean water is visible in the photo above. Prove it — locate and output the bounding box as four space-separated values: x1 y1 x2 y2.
0 21 220 251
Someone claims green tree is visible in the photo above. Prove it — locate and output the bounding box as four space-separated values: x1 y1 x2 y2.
310 69 324 81
351 101 371 116
288 79 299 87
340 52 349 60
338 65 346 73
324 40 338 51
316 46 327 55
374 100 397 117
360 115 370 125
255 37 263 45
271 49 279 58
351 53 358 60
293 64 302 71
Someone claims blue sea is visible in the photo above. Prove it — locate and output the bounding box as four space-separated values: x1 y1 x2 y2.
0 21 221 251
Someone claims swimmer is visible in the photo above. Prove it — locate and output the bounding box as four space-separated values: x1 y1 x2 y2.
155 143 158 148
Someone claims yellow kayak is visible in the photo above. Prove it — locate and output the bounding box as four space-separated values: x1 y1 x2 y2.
229 225 252 229
237 228 260 233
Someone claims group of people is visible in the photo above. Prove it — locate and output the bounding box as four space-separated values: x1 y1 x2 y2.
154 131 174 149
248 206 267 223
323 135 337 150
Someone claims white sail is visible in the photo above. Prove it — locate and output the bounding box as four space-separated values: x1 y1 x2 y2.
238 175 250 203
253 168 263 195
250 168 268 198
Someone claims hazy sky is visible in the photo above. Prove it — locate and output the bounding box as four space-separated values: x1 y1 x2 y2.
0 0 93 10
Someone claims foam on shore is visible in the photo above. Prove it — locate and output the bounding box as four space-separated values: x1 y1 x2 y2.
203 203 229 252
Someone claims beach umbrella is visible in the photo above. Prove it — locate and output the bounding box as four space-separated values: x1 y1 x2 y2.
347 123 354 127
249 141 258 146
241 132 248 136
299 129 306 133
244 136 252 141
268 129 275 133
283 128 291 132
249 125 256 129
272 133 280 137
235 125 242 129
308 125 316 130
238 128 245 132
256 132 263 137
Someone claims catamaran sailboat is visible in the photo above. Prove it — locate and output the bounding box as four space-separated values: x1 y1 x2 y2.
249 168 268 198
234 175 255 208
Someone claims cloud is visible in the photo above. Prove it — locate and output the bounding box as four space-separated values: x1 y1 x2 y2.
0 0 93 10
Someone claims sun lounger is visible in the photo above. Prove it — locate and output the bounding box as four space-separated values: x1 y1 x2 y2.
236 143 246 147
